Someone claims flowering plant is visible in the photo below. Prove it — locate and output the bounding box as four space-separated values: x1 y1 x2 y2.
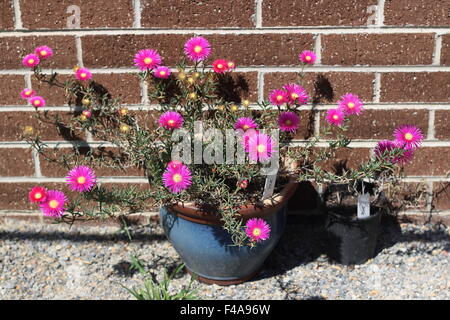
21 38 320 246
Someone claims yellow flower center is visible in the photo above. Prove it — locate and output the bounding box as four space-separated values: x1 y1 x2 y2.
276 95 283 101
77 176 86 184
49 200 59 209
252 228 261 236
168 119 175 126
80 73 87 78
285 119 292 125
120 124 129 132
160 71 166 75
243 125 250 130
217 64 223 69
242 100 250 107
305 55 311 61
40 50 47 56
228 62 235 68
144 57 152 64
28 59 35 64
291 93 299 99
173 173 182 183
34 192 42 199
333 114 339 120
231 105 238 111
194 45 202 53
257 144 266 153
33 100 41 106
25 90 32 96
404 132 413 141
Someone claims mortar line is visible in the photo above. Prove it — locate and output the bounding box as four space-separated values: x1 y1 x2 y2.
314 34 322 64
373 73 381 103
31 148 42 177
258 71 265 102
427 109 436 140
132 0 142 28
255 0 263 28
12 0 23 29
426 181 434 212
376 0 385 27
433 33 443 65
75 35 84 67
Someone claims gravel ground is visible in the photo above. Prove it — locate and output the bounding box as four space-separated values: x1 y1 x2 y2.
0 214 449 300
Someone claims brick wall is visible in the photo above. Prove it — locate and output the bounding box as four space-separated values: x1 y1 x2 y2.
0 0 449 223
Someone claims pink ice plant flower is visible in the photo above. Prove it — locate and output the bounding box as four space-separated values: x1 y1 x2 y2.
269 89 288 106
29 96 46 108
278 111 300 133
247 133 273 162
22 54 40 68
212 59 229 74
283 83 309 105
159 111 184 130
338 93 364 115
393 125 424 150
162 164 192 194
29 186 47 203
167 160 183 170
35 46 53 59
153 66 171 79
374 140 414 165
299 50 316 65
184 36 211 62
20 88 36 100
75 67 92 81
245 218 271 242
66 166 97 192
40 190 67 218
134 49 162 70
234 117 258 131
326 108 345 126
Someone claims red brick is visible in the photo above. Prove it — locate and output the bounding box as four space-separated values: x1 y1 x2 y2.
435 110 450 140
141 0 255 28
0 0 14 30
322 34 434 65
441 34 450 66
31 75 71 106
403 147 450 176
0 36 77 69
381 73 450 102
315 147 372 173
265 72 374 103
433 182 450 210
383 182 429 211
0 148 34 176
20 0 134 29
0 75 26 105
82 34 314 68
384 0 450 26
320 109 428 140
92 73 142 104
0 111 85 141
39 147 144 177
262 0 378 26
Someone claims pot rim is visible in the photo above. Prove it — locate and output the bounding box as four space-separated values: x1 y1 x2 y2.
166 181 298 226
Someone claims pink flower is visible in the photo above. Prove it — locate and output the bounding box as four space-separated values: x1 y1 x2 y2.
245 218 271 242
20 88 36 100
22 54 40 68
65 166 97 192
299 50 316 65
134 49 162 71
234 117 258 131
29 186 47 203
75 68 92 81
326 108 345 126
162 164 192 194
212 59 228 74
34 46 53 59
278 111 300 133
247 133 273 162
40 190 67 217
153 66 171 79
82 110 92 118
167 160 183 170
269 89 288 106
240 129 259 152
184 36 211 62
29 96 46 108
159 111 184 130
338 93 363 115
227 61 236 70
283 83 308 105
393 125 424 149
374 140 414 165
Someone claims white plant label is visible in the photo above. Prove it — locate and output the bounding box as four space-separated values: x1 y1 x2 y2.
262 175 277 201
357 193 371 219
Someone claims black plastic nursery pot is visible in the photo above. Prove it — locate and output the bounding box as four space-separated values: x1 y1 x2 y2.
325 207 382 265
322 182 384 265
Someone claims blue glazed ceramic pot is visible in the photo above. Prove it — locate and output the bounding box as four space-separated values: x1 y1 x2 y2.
159 182 297 285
